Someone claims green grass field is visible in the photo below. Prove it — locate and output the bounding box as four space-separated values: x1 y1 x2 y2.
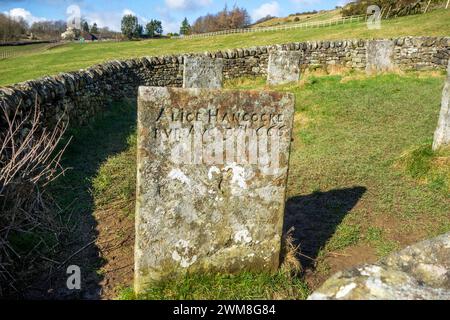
0 42 52 54
228 72 450 287
0 42 64 62
0 9 449 86
47 70 449 299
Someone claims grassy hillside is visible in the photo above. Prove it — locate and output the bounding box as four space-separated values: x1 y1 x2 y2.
252 9 342 28
0 42 53 55
0 9 449 86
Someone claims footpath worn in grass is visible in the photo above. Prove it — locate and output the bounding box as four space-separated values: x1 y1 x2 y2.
42 101 137 299
1 9 450 86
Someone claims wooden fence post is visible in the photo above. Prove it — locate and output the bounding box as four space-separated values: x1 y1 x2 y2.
424 0 432 13
172 14 368 41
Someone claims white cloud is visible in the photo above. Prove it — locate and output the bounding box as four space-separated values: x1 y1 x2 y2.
83 11 122 31
161 19 180 34
124 8 149 24
252 1 280 22
337 0 352 6
122 9 136 16
84 8 149 31
3 8 46 25
290 0 322 4
165 0 212 11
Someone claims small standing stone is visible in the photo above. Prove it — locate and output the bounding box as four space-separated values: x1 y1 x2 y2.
433 61 450 150
366 40 395 74
134 87 295 294
183 56 223 88
267 51 302 85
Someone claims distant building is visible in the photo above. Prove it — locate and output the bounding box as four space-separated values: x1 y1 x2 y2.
81 32 98 41
61 28 98 42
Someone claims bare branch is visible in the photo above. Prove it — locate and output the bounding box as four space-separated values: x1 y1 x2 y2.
0 98 71 295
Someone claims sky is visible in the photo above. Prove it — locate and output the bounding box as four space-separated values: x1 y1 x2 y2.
0 0 351 34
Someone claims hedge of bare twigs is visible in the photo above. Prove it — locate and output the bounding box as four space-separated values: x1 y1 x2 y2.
0 100 70 296
342 0 427 17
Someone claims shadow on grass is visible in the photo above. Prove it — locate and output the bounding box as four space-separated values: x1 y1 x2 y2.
25 100 137 299
284 186 367 268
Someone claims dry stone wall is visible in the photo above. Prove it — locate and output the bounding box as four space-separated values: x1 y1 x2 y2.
0 36 449 136
394 37 450 70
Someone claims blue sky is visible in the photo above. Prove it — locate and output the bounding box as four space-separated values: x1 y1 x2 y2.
0 0 350 34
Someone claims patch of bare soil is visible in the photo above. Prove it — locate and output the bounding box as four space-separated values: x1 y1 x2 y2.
283 186 374 290
305 244 377 290
23 205 103 300
94 207 134 299
22 200 135 300
371 213 428 246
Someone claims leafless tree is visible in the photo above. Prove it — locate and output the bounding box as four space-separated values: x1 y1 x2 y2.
341 0 441 17
191 5 251 34
29 20 66 40
0 13 29 42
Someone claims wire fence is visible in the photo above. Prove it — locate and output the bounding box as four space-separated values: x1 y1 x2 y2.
173 15 367 40
0 42 61 61
0 49 14 60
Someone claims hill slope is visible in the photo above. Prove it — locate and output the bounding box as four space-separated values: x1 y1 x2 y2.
251 9 343 28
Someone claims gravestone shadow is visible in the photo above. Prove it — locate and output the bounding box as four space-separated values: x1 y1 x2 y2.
24 99 137 300
283 186 367 268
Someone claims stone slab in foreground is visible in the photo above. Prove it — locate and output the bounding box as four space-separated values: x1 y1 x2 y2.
267 51 302 85
183 56 223 89
433 60 450 150
135 87 295 293
308 232 450 300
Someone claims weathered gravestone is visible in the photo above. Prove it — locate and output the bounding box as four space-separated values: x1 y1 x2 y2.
267 51 302 85
433 60 450 150
366 40 395 74
183 56 223 89
135 87 295 293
